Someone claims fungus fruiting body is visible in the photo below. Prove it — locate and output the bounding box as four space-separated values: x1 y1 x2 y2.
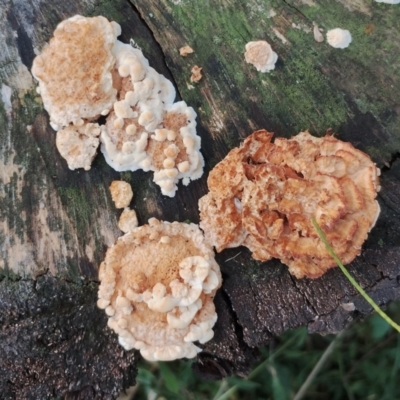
97 219 222 361
179 46 194 56
199 130 381 279
31 15 119 131
244 41 278 72
118 208 139 233
109 180 133 209
326 28 352 49
55 123 102 171
31 15 204 197
190 66 203 83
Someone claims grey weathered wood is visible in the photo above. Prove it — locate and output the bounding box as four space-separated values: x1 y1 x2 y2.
1 0 400 397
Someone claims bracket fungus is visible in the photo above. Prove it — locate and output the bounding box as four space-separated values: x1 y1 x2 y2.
326 28 352 49
32 15 204 196
199 130 381 279
244 41 278 73
97 219 222 361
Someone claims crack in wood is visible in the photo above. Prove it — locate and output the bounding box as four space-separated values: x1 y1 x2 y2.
281 0 308 20
125 0 184 101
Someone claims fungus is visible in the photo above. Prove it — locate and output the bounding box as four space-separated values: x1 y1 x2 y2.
326 28 352 49
190 66 203 83
31 15 119 130
97 219 222 361
244 41 278 72
199 130 381 279
118 208 138 233
109 180 133 209
56 123 102 171
32 15 204 195
179 46 194 56
99 41 205 196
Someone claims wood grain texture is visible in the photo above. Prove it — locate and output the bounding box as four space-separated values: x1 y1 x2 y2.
0 0 400 397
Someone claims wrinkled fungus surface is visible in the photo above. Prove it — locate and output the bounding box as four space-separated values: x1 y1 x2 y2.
32 15 204 196
199 130 381 279
97 219 222 361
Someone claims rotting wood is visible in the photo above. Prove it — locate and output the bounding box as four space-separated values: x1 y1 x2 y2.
0 0 399 397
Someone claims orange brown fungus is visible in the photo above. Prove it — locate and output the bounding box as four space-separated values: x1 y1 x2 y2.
199 130 381 279
190 66 203 83
163 112 189 132
146 112 190 170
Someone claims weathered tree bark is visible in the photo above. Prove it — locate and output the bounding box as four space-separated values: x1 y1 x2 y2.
1 0 399 398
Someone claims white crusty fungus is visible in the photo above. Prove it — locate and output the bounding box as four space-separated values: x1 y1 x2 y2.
326 28 352 49
179 46 194 56
109 180 133 209
190 66 203 83
31 15 119 131
97 218 222 361
118 208 139 233
56 123 102 171
100 40 204 197
199 130 381 279
32 15 205 196
244 41 278 73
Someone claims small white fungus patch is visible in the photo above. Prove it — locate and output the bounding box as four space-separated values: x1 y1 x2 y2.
244 41 278 73
326 28 352 49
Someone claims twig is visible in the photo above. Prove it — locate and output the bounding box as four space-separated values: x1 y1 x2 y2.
224 252 242 263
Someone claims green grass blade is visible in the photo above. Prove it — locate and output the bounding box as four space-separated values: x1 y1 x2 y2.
158 362 180 394
312 217 400 334
293 330 344 400
213 385 237 400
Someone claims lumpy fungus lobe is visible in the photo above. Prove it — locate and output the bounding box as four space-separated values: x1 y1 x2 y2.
32 15 204 196
97 218 222 361
199 130 381 279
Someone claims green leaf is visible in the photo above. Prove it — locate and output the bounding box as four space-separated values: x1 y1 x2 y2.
227 376 261 391
268 364 289 400
137 367 156 386
213 385 237 400
369 314 391 340
158 362 181 394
